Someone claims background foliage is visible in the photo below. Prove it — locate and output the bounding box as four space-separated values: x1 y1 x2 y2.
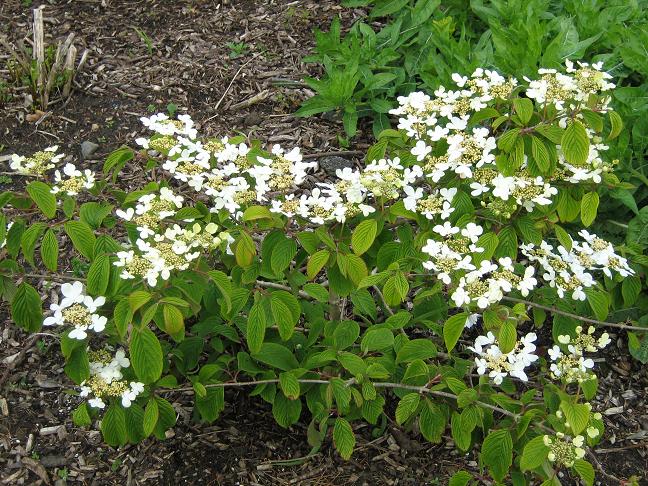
298 0 648 349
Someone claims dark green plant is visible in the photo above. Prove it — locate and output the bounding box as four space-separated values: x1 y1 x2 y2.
298 0 648 315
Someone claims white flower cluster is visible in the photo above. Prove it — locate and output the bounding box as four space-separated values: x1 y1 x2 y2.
10 146 64 175
548 326 610 383
115 188 226 286
9 145 97 194
80 348 144 409
469 331 539 384
543 433 586 467
421 221 538 308
389 61 615 217
526 60 614 110
43 281 107 340
116 187 184 238
421 221 632 310
521 230 633 301
136 117 320 220
51 163 96 196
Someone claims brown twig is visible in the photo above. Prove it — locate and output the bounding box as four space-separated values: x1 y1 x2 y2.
502 296 648 332
169 377 520 421
208 52 263 118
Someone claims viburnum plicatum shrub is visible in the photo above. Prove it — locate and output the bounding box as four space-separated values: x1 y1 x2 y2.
3 60 645 485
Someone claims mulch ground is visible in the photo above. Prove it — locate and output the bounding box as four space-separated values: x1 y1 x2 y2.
1 1 647 484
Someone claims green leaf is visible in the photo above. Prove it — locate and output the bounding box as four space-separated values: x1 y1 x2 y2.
498 321 517 354
585 289 608 321
243 205 274 221
235 231 256 267
207 270 232 312
351 219 378 255
103 146 134 175
520 435 550 471
307 249 330 280
80 202 114 229
143 398 159 437
129 291 151 312
622 276 641 307
451 412 472 451
163 304 185 335
271 238 298 275
420 400 445 443
581 377 598 401
114 299 133 338
247 301 267 354
531 136 550 172
448 471 472 486
271 294 298 340
474 232 499 263
444 313 467 353
11 283 43 332
581 109 603 133
396 339 437 363
62 196 76 218
382 273 408 306
554 224 572 252
252 343 299 371
101 404 128 447
131 327 164 384
515 217 542 245
573 459 595 486
20 222 47 267
333 417 355 460
297 231 320 254
272 392 302 428
481 429 513 482
513 98 534 125
560 401 590 436
334 321 360 350
26 181 57 218
40 229 59 272
294 96 338 117
395 393 420 425
494 226 518 259
497 127 520 152
303 283 329 303
561 120 589 166
338 352 366 376
343 107 358 137
86 254 110 296
64 221 96 260
607 111 623 140
195 388 225 423
360 327 394 353
279 372 300 400
153 397 176 438
580 192 599 227
72 403 92 427
65 347 90 384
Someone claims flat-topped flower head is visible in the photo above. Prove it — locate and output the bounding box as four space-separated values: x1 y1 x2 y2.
51 163 96 195
10 146 64 175
469 331 539 385
43 282 106 340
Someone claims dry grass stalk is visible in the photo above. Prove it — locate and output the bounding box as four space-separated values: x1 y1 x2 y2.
0 7 88 110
